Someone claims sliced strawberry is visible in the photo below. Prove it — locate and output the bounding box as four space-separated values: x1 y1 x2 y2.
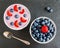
14 5 18 12
7 10 12 16
20 17 27 23
19 9 25 14
14 20 19 27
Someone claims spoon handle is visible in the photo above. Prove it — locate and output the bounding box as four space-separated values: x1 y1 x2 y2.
12 36 30 45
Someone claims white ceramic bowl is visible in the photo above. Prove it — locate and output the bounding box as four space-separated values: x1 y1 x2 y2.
3 4 31 30
29 17 56 44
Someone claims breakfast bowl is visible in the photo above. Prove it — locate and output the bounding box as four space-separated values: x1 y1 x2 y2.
29 17 56 44
3 4 31 30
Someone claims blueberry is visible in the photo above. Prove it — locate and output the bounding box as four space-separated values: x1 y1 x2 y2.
43 39 45 42
51 28 54 32
32 34 35 38
44 19 48 23
45 6 53 13
31 25 35 29
49 9 53 13
23 14 27 17
49 26 53 30
33 28 36 31
42 21 45 25
40 33 43 36
10 22 14 26
14 14 19 18
36 19 40 23
47 22 50 26
45 6 50 10
34 37 37 40
37 25 41 28
19 22 22 25
18 7 21 10
36 33 40 38
40 37 43 42
35 30 39 32
47 38 50 41
44 36 46 39
6 16 10 20
34 22 38 26
43 34 45 37
49 33 53 37
47 36 51 38
10 9 13 12
50 23 52 26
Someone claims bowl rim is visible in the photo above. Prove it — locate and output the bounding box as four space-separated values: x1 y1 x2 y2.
29 16 57 44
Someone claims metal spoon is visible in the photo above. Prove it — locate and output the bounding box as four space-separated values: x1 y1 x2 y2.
3 31 30 45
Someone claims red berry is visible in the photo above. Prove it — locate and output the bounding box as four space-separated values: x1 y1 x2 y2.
19 9 25 14
14 5 18 12
41 25 48 33
7 10 12 16
20 17 27 23
14 20 19 27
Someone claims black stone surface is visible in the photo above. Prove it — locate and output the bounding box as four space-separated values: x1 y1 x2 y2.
0 0 60 48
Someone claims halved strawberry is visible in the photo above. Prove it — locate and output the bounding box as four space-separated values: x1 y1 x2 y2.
7 10 12 16
14 5 18 12
19 9 25 14
20 17 27 23
14 20 19 27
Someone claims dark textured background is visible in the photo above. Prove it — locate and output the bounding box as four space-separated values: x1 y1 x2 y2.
0 0 60 48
